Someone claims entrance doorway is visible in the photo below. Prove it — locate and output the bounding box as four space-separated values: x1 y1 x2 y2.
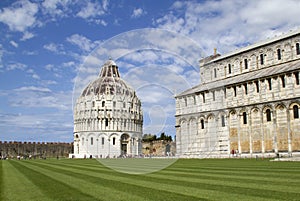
120 134 130 156
121 144 127 155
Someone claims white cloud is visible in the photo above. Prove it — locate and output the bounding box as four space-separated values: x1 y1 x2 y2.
21 31 35 41
0 0 39 32
32 73 40 80
66 34 96 52
76 1 105 19
41 80 57 86
156 0 300 55
41 0 66 17
0 45 3 69
10 40 18 48
131 8 145 18
14 86 51 92
45 64 55 71
0 111 73 142
11 86 71 111
6 62 27 71
62 61 75 68
22 50 38 55
43 43 65 54
95 19 107 26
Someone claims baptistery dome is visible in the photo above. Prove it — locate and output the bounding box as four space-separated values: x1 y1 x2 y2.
71 59 143 158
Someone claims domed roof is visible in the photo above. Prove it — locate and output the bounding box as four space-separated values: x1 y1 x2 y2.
80 59 135 97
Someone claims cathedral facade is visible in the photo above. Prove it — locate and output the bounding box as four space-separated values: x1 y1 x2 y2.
71 59 143 158
175 29 300 158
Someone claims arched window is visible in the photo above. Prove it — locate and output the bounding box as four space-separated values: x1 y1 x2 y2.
233 86 237 97
267 78 272 90
221 115 225 127
244 83 248 95
266 109 272 122
201 119 205 129
277 49 281 60
202 92 205 103
105 118 109 127
214 68 217 78
293 105 299 119
281 75 286 88
101 137 105 145
296 43 300 55
244 59 248 69
102 101 105 107
113 137 116 145
294 72 299 85
260 54 264 65
82 137 84 145
243 112 247 124
228 64 232 74
91 137 93 145
255 81 260 92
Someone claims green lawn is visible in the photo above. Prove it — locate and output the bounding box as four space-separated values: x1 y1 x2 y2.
1 158 300 201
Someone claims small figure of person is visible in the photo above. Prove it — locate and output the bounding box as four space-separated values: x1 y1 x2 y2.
231 149 235 157
235 149 239 157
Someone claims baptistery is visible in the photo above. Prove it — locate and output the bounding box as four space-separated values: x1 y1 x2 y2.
71 59 143 158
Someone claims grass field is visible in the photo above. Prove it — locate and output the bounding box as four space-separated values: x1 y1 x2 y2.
1 158 300 201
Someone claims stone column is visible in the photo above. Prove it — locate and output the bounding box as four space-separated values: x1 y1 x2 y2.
287 106 292 155
260 107 265 156
237 113 241 153
249 109 253 157
273 109 278 154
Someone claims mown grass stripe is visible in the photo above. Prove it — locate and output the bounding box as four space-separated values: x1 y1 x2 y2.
20 160 150 201
2 161 51 201
4 159 300 201
29 160 280 201
48 159 300 200
53 160 283 200
158 168 300 188
9 160 99 201
0 161 3 201
34 159 300 200
27 160 206 201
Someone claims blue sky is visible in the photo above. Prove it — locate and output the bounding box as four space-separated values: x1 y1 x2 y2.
0 0 300 142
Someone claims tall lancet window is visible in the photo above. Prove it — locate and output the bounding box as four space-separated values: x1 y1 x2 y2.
293 105 299 119
277 49 282 60
243 112 247 124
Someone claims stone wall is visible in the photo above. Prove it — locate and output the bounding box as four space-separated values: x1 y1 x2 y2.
142 140 176 156
0 141 73 158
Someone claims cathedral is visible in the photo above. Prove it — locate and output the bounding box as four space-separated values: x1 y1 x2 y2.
71 59 143 158
175 29 300 158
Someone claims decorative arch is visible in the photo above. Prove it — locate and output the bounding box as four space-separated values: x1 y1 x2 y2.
250 106 260 114
275 103 287 110
87 133 95 138
262 104 273 113
207 113 215 120
188 116 197 122
179 117 187 125
108 133 119 138
289 102 300 120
